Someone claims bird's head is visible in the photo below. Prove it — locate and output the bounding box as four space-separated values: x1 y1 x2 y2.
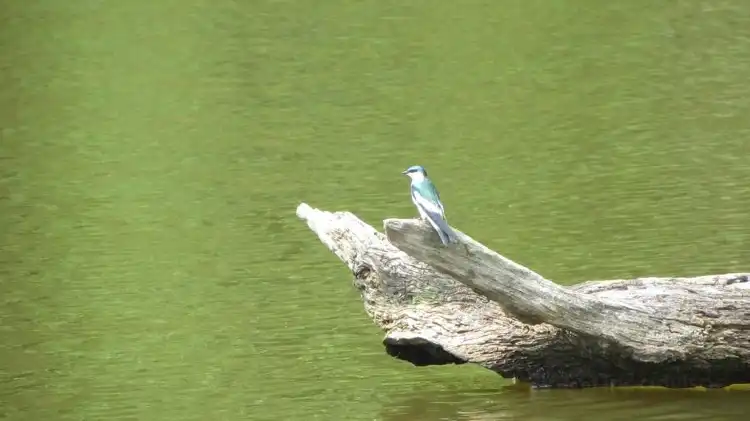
402 165 428 180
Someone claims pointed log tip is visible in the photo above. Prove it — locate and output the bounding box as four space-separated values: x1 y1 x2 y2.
296 202 312 219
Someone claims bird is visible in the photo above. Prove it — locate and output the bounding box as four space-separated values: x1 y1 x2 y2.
402 165 457 246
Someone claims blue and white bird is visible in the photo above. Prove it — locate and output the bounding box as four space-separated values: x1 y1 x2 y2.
402 165 457 246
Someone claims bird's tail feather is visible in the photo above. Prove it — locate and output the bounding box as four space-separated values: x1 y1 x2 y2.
427 215 457 246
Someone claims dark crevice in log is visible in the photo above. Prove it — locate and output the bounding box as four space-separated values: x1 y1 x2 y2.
384 337 467 366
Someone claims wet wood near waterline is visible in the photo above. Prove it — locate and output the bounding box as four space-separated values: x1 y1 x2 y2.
296 203 750 389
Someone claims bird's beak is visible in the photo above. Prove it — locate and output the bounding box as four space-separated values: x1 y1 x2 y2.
401 170 408 175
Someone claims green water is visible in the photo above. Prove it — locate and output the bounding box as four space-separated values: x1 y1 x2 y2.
1 1 749 420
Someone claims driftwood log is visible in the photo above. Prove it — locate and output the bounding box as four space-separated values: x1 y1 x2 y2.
295 203 750 389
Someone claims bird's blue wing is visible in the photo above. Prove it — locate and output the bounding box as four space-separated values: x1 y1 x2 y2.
412 180 445 217
412 189 456 244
